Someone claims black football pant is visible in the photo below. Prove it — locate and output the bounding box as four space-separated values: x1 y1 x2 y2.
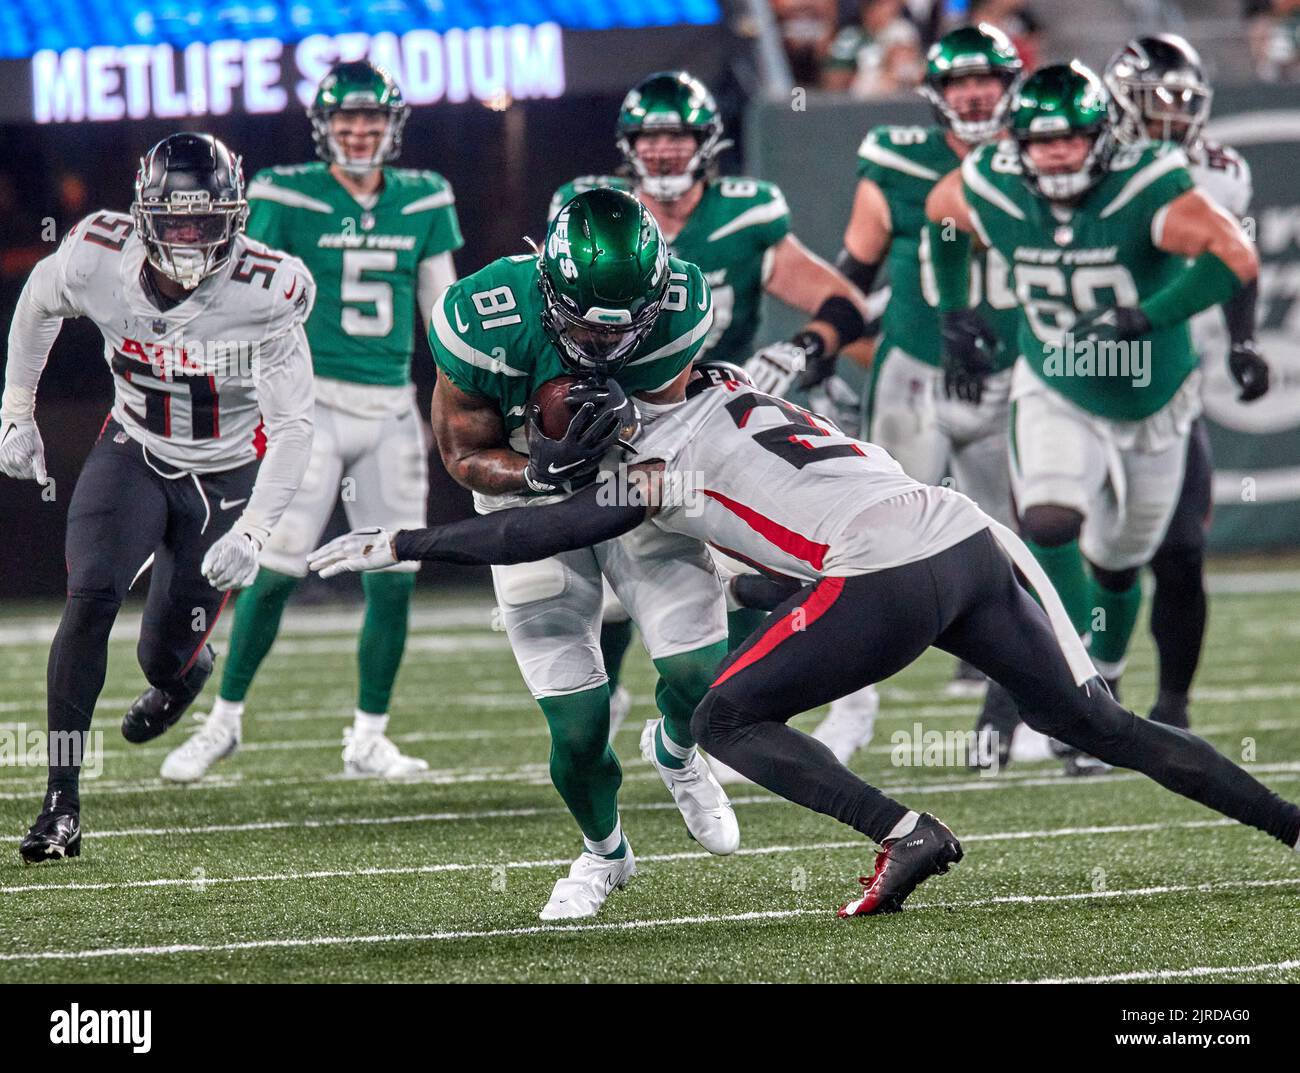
692 528 1300 850
1149 417 1212 704
46 420 257 802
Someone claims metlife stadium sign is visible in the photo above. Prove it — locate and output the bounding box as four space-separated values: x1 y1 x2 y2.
0 0 725 122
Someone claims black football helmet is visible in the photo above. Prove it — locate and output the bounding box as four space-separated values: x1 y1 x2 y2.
1104 34 1212 149
686 359 753 399
132 133 249 290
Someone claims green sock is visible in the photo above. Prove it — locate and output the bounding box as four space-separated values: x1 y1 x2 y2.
538 687 623 844
651 640 729 768
357 571 416 714
1025 538 1093 637
727 607 768 652
599 618 635 692
1089 573 1142 671
219 567 299 702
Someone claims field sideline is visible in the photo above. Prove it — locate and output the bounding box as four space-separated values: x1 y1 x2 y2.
2 571 1299 984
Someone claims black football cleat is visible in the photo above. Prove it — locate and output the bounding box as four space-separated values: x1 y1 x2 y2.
838 813 963 917
121 644 215 744
19 791 82 864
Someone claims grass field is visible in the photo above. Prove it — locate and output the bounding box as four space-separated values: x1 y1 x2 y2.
2 573 1300 984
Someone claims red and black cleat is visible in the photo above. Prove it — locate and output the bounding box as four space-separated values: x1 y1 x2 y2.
838 813 963 917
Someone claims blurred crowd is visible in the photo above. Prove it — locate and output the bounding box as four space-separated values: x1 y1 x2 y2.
1249 0 1300 80
772 0 1042 96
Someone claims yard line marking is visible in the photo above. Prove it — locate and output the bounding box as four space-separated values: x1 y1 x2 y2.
1022 958 1300 983
55 811 1244 848
0 818 1255 896
6 871 1300 963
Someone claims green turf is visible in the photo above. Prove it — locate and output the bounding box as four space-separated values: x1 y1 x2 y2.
1 579 1299 983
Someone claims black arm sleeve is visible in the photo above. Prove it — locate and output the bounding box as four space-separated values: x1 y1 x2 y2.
392 482 648 565
834 248 881 294
1222 275 1259 346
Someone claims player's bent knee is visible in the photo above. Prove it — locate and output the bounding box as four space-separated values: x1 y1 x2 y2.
1091 563 1138 592
691 690 755 751
1020 504 1084 547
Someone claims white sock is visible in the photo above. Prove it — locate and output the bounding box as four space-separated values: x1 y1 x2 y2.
584 819 624 859
353 710 389 737
885 810 921 843
656 719 694 763
209 697 243 733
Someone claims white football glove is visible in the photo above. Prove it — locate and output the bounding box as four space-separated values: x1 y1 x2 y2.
806 375 861 436
743 341 807 397
201 530 262 591
0 419 48 484
308 527 398 579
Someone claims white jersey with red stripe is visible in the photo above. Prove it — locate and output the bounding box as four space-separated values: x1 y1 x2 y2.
20 211 315 472
1187 140 1253 362
630 381 990 581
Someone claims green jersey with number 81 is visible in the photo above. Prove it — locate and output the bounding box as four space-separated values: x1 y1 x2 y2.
247 162 463 386
548 174 789 365
961 140 1195 420
857 124 1020 370
430 253 712 454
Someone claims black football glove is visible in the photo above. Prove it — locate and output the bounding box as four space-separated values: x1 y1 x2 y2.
1228 340 1270 403
564 376 640 449
1070 305 1151 344
523 379 627 494
940 310 999 405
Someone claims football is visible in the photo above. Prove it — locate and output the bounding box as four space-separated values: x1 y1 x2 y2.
529 375 579 439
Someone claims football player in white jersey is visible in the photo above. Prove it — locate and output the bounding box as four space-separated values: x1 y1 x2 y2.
1104 33 1269 730
0 133 316 862
311 361 1300 915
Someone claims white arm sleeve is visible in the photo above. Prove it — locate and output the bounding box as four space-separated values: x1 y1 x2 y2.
234 324 315 545
2 250 79 424
417 252 457 334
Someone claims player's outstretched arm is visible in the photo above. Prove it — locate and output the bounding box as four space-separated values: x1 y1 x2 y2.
308 466 664 577
1 251 78 483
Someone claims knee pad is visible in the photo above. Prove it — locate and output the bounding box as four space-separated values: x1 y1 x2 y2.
61 591 121 634
1020 504 1083 548
1090 563 1139 593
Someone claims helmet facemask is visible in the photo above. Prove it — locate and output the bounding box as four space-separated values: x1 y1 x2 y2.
1016 125 1115 201
539 264 668 376
924 68 1022 145
619 123 722 203
1109 77 1211 149
312 105 408 176
132 180 248 291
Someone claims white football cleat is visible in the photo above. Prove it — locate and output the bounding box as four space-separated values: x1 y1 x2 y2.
160 713 239 783
539 841 637 920
608 684 632 743
641 718 740 855
342 728 430 778
811 684 879 765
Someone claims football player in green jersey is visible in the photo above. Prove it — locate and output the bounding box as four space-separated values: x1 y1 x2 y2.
840 22 1023 700
551 70 877 763
428 188 739 919
160 60 464 783
927 62 1258 741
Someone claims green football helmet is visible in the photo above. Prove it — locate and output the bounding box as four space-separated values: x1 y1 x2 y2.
538 188 670 375
1011 61 1116 201
921 23 1023 145
309 60 410 175
616 71 725 202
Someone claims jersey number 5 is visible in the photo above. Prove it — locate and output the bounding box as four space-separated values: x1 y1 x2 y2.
342 250 398 337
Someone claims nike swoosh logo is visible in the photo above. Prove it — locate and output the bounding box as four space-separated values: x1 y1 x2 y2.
546 460 588 476
697 293 709 311
283 278 298 300
454 304 469 333
219 498 247 511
